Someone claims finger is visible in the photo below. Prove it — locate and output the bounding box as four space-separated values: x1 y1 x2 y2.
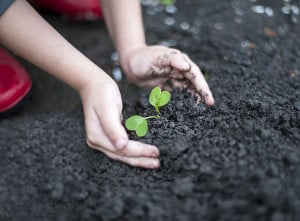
84 106 118 151
85 109 160 158
143 48 190 80
161 49 191 72
146 65 172 78
124 140 160 157
183 55 215 106
99 147 161 169
97 86 129 150
88 135 160 158
84 101 128 151
169 68 185 80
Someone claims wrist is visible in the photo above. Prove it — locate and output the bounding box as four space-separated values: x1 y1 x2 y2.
119 43 147 75
77 67 115 96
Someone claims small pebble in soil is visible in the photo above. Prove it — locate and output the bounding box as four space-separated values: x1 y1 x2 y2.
112 67 123 82
251 5 265 14
180 22 190 31
164 16 176 26
281 5 290 15
165 5 177 14
234 8 244 16
110 51 118 63
158 39 177 47
265 7 274 17
292 5 299 15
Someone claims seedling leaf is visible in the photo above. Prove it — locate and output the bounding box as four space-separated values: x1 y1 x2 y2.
149 86 161 108
125 86 171 137
158 91 171 107
160 0 175 6
125 115 148 137
149 86 171 108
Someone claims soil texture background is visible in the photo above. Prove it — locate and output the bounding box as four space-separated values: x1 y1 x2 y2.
0 0 300 220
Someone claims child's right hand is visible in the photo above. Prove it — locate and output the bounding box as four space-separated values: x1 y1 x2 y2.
79 76 160 169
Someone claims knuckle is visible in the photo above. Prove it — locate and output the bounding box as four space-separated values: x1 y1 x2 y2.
117 149 129 157
86 133 99 148
169 49 180 55
105 81 119 90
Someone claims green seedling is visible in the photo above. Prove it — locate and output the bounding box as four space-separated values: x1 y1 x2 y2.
125 86 171 137
203 69 209 80
160 0 175 6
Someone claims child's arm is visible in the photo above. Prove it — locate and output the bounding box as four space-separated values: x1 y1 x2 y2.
0 0 160 169
101 0 214 105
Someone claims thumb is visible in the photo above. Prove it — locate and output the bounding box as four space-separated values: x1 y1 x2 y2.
99 104 128 150
98 86 128 150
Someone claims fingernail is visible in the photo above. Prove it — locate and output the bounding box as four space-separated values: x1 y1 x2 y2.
152 150 160 157
154 161 161 168
207 99 215 106
151 160 160 169
115 139 127 150
182 61 191 70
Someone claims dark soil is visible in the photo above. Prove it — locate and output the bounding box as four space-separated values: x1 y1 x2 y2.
1 0 300 220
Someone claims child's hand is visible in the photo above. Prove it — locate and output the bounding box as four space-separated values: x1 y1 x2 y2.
79 77 160 169
121 45 214 105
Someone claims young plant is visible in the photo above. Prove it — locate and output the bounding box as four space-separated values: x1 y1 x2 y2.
203 69 209 80
160 0 175 6
125 86 171 137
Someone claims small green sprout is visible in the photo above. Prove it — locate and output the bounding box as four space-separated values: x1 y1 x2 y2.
203 69 209 80
160 0 175 6
125 86 171 137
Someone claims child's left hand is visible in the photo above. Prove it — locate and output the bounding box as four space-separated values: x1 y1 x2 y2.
120 45 214 105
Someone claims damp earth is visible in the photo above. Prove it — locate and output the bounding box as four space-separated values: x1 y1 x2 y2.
0 1 300 220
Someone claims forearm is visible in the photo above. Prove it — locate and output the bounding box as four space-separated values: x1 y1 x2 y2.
0 0 110 92
101 0 146 67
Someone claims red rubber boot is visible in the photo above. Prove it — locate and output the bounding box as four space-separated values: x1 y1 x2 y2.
0 48 32 117
29 0 103 21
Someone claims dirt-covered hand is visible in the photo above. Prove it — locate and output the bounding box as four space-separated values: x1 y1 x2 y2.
121 45 214 105
79 77 160 169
